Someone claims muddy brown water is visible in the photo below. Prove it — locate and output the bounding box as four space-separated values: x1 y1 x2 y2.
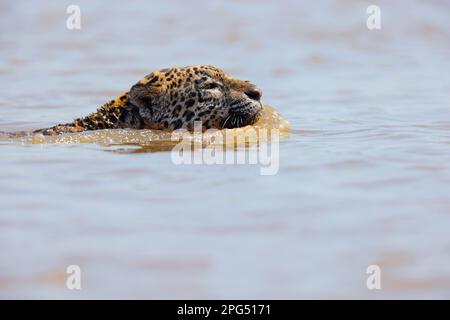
1 1 450 298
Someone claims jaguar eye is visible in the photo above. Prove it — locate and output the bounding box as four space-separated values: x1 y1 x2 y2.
203 82 220 89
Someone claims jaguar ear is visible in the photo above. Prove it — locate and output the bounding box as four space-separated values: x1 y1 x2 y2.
129 72 166 109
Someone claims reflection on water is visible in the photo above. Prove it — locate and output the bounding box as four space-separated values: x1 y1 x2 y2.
1 0 450 299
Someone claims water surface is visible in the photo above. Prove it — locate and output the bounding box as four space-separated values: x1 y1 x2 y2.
1 0 450 299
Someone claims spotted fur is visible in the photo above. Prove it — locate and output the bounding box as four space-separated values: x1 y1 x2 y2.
34 65 263 136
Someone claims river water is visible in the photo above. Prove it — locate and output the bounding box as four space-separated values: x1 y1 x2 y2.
1 0 450 299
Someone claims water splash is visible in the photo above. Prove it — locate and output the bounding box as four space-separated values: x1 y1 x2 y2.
1 106 290 152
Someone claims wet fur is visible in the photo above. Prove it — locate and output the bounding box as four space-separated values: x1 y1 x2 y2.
33 65 263 136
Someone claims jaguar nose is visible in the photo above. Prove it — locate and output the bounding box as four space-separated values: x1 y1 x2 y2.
244 87 262 101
